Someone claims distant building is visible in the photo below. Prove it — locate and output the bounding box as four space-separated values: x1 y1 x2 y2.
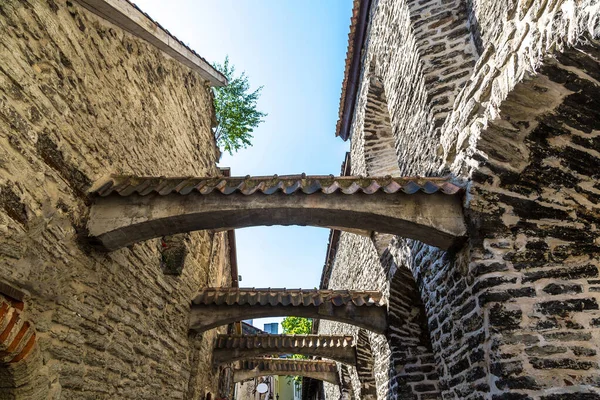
241 321 266 335
263 323 279 334
234 324 300 400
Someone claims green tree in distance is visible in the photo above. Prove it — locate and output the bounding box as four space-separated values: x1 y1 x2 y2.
282 317 313 386
282 316 313 336
212 56 267 155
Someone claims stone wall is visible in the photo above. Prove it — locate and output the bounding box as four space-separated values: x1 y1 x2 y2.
322 0 600 399
0 0 230 398
425 46 600 399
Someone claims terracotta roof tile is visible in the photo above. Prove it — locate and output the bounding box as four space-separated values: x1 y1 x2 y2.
236 358 338 373
93 175 463 197
215 334 354 350
191 288 385 308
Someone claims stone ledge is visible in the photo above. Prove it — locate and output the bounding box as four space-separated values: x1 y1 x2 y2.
75 0 226 86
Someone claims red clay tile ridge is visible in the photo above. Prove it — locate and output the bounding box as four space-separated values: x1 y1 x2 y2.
215 334 355 349
192 288 385 307
237 358 338 373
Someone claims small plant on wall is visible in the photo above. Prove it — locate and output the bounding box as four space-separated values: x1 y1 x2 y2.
212 56 267 155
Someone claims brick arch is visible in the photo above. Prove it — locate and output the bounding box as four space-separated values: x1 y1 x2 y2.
0 296 48 399
355 329 377 400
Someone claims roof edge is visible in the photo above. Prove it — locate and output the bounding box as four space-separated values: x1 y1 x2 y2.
336 0 373 141
75 0 227 87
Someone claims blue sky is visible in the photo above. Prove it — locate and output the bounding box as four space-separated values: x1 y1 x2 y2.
134 0 352 331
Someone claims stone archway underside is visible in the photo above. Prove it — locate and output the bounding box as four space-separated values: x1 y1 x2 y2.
233 358 338 384
87 175 466 251
213 334 356 366
190 288 387 334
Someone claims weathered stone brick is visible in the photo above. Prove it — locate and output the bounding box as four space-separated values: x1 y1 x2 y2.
525 345 567 356
544 332 592 342
490 361 523 378
536 298 599 316
571 346 597 357
542 283 583 295
523 265 599 283
530 358 598 370
496 376 541 390
489 304 522 331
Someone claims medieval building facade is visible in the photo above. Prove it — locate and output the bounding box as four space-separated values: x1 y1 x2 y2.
316 0 600 399
2 0 600 399
0 0 235 398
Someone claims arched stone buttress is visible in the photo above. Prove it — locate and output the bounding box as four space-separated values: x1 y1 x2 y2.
87 175 466 252
362 72 402 178
213 334 357 366
420 38 600 398
190 288 387 334
384 251 441 398
444 41 600 397
338 364 355 400
233 358 339 385
360 68 403 260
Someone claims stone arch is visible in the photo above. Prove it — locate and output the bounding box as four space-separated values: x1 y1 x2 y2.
385 254 440 398
213 334 357 366
362 63 402 177
338 364 355 400
88 175 466 251
355 329 377 400
0 295 48 399
190 289 388 334
456 41 600 396
233 359 339 385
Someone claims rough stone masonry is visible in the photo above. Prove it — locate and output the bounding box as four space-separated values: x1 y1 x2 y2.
319 0 600 399
0 0 233 398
